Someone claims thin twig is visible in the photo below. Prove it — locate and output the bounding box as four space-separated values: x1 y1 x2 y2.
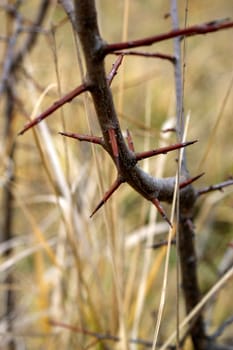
50 320 175 348
197 179 233 196
105 19 233 53
209 315 233 340
113 50 176 63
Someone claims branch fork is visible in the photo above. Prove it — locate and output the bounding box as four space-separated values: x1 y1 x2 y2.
60 128 200 226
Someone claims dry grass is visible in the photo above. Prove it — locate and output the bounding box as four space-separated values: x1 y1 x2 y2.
0 1 232 349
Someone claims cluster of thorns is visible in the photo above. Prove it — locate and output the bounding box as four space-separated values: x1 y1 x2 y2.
18 21 233 227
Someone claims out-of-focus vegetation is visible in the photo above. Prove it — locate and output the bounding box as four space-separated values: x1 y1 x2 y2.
0 1 232 349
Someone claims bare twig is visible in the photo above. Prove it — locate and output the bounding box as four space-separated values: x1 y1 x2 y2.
197 179 233 196
209 315 233 341
50 319 175 348
113 50 176 63
105 19 233 53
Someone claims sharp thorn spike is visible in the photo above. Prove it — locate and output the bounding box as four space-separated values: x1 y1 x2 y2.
59 132 103 145
135 140 198 161
18 83 88 135
179 172 205 189
90 178 122 218
151 198 172 227
126 129 135 151
107 54 124 86
108 128 119 168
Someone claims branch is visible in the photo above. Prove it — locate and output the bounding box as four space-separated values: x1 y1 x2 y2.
12 0 50 71
113 50 176 64
0 0 50 95
209 315 233 341
170 2 206 349
197 178 233 196
19 1 233 226
71 0 203 225
105 19 233 53
50 319 175 348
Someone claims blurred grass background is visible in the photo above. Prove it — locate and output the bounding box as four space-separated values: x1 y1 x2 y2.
0 0 232 349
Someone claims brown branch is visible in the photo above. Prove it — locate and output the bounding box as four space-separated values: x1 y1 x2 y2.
197 179 233 196
60 129 198 221
113 50 176 63
72 0 200 223
105 19 233 53
50 319 174 348
11 0 50 71
170 2 206 348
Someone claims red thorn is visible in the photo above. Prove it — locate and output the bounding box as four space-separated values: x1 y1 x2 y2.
179 172 205 189
18 83 88 135
126 129 135 151
135 140 197 161
108 128 119 167
90 178 123 218
151 198 172 227
59 132 103 145
107 54 124 86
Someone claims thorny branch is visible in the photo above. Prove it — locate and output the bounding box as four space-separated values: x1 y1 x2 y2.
17 1 233 349
105 19 233 53
19 4 233 224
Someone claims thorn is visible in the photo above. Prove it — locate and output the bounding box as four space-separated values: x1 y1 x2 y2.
126 129 135 151
59 132 103 145
135 140 197 161
90 177 123 218
107 54 124 86
151 197 172 227
179 172 205 189
18 83 88 135
108 128 119 168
